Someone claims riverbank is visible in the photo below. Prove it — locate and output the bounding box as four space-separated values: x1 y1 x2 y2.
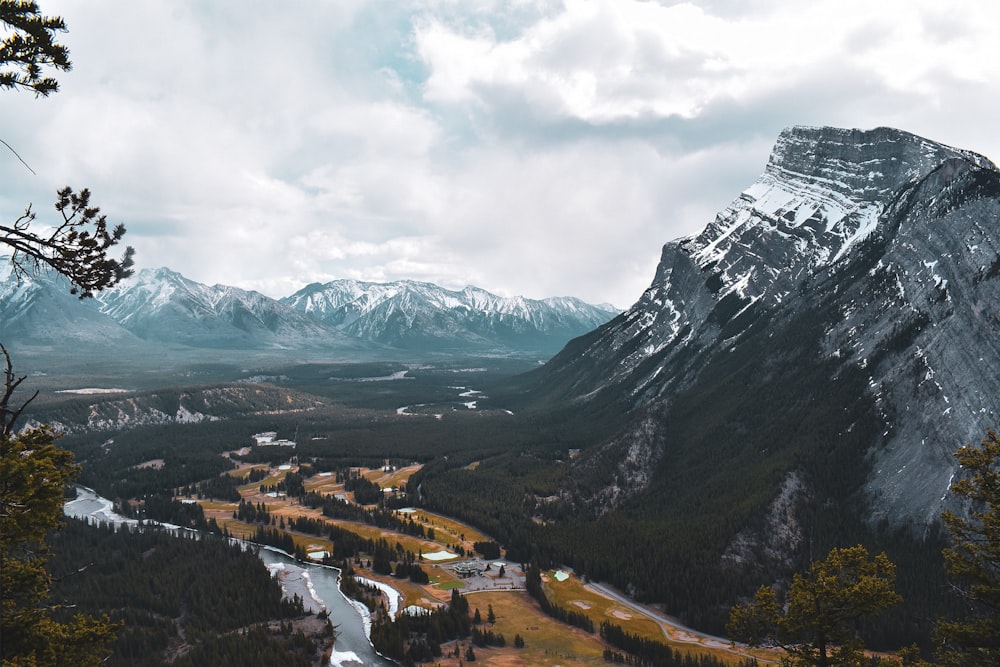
64 486 396 666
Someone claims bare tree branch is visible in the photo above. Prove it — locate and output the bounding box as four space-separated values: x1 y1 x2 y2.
0 137 36 174
1 343 38 438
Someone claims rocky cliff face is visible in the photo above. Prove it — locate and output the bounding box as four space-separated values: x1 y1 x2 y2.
533 126 1000 530
823 144 1000 526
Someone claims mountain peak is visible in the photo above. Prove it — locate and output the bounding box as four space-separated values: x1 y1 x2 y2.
676 126 1000 315
281 278 619 353
529 125 1000 532
5 267 617 355
139 266 189 284
768 125 997 203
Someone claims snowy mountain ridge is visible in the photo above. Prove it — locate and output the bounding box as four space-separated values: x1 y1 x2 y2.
555 127 1000 400
91 267 347 350
281 279 619 351
528 125 1000 533
0 264 618 356
284 279 610 320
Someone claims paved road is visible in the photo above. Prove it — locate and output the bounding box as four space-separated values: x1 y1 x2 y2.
584 581 771 663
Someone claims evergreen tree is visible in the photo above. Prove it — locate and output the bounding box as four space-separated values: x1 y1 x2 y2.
2 3 134 297
1 350 118 665
728 545 901 667
2 186 135 297
936 430 1000 665
0 0 69 96
1 0 132 638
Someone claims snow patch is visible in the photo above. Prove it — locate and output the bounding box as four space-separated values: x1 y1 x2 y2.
355 577 401 619
56 387 129 395
831 204 880 263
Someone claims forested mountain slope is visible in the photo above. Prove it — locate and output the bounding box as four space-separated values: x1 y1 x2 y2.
420 126 1000 638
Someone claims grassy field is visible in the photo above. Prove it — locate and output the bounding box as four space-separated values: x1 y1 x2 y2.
226 463 268 478
364 463 422 489
442 590 609 666
190 463 769 666
195 465 457 559
541 571 767 664
406 508 492 551
542 571 664 642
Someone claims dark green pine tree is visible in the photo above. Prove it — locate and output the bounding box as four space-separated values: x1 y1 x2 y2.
937 430 1000 666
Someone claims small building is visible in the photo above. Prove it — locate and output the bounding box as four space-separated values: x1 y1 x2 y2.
252 432 277 445
453 561 484 578
252 431 296 448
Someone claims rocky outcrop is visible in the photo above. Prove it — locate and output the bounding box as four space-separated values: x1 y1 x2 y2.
722 471 810 571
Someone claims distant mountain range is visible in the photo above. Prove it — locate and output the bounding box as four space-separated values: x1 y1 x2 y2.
282 279 616 352
0 264 619 357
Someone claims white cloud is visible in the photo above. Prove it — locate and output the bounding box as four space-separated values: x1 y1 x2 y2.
2 0 999 311
414 0 1000 128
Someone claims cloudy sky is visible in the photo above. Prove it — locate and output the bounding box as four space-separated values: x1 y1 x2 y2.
3 0 999 308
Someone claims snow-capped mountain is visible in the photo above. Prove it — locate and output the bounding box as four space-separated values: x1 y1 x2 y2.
282 279 619 353
0 260 137 345
0 265 617 356
94 267 358 350
527 126 1000 533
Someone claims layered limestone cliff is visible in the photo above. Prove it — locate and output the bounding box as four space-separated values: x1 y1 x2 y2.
536 126 1000 529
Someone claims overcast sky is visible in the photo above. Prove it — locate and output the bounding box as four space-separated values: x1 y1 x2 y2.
3 1 999 308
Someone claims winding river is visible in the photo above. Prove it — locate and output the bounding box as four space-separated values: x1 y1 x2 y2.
63 487 396 667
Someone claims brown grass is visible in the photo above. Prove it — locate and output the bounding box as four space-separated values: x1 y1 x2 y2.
303 473 342 495
188 466 772 665
406 509 491 549
543 574 662 643
364 463 422 490
543 572 771 664
449 590 609 666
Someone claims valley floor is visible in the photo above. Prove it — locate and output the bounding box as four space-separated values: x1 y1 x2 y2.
189 461 771 666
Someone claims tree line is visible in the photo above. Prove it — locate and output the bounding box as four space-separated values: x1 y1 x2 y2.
370 589 476 666
44 519 330 667
601 622 758 667
728 430 1000 666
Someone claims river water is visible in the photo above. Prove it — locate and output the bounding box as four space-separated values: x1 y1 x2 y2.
63 487 396 667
